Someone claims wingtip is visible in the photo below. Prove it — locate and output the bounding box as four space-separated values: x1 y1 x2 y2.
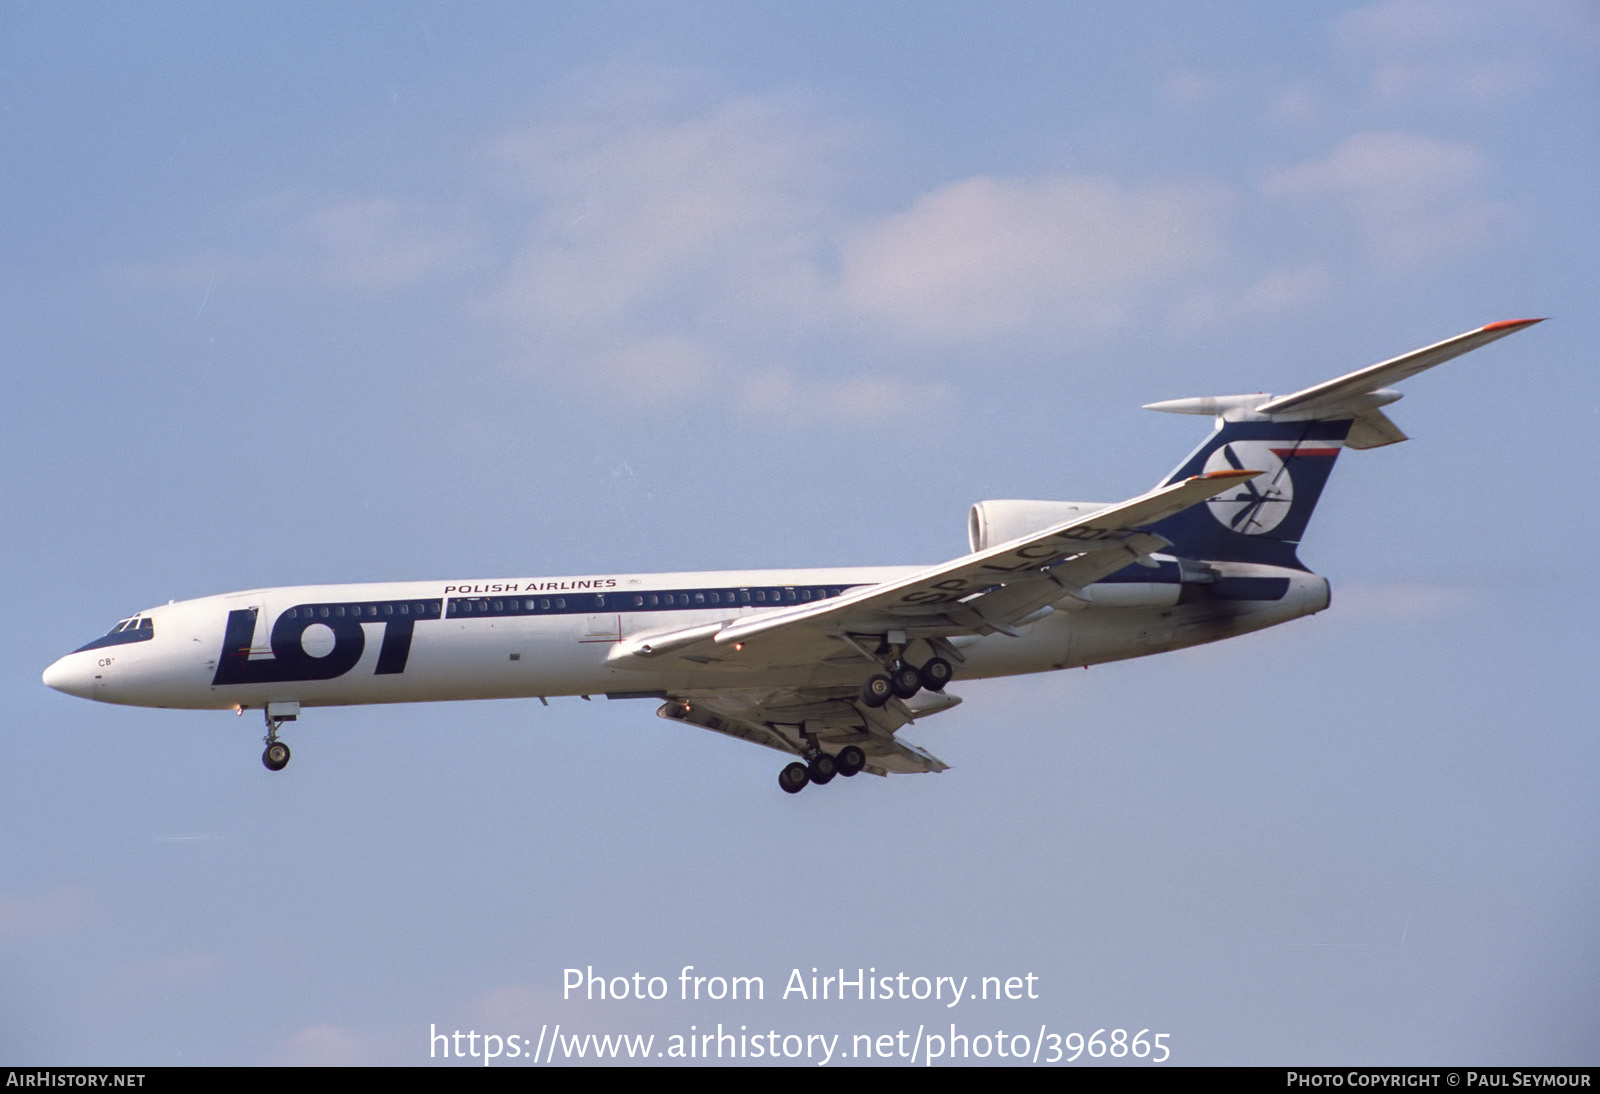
1482 317 1547 332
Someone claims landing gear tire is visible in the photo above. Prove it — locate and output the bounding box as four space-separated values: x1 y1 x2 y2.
860 674 892 708
779 761 810 794
919 657 953 692
836 745 866 777
890 663 922 699
262 741 291 772
807 753 838 786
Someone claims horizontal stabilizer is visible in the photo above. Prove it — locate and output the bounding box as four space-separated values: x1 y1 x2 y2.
1143 318 1543 568
1256 318 1544 416
1146 319 1544 425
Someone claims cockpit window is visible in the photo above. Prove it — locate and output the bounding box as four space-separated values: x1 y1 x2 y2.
73 616 157 654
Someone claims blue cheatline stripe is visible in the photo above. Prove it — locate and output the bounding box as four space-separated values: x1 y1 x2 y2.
444 583 865 618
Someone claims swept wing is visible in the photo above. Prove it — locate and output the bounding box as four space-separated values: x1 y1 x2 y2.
619 469 1258 669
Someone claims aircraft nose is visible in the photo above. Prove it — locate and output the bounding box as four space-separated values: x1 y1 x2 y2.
42 654 98 699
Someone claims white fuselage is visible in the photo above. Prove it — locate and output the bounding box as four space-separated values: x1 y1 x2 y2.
42 561 1329 714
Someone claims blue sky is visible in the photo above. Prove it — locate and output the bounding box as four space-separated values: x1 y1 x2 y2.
3 0 1596 1065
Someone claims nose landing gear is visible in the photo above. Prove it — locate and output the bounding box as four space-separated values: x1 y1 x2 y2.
260 704 298 772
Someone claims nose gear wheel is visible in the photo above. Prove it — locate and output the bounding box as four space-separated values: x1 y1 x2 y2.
262 741 291 771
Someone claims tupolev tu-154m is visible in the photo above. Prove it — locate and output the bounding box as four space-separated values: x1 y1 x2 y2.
43 320 1542 792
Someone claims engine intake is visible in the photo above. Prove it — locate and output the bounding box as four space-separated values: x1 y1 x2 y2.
967 499 1113 552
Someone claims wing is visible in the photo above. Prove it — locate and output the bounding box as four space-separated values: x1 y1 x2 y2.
611 468 1259 670
622 470 1256 776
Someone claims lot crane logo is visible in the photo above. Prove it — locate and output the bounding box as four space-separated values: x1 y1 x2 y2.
1203 440 1295 535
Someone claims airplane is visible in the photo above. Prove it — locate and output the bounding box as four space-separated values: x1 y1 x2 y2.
42 319 1542 793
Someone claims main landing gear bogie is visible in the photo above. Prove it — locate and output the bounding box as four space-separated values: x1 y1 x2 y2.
778 744 868 794
859 656 953 708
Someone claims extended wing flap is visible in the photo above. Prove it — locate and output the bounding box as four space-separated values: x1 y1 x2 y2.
657 687 954 775
943 530 1170 629
871 739 950 775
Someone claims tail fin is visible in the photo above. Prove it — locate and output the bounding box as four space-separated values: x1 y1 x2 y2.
1141 319 1543 569
1144 416 1352 569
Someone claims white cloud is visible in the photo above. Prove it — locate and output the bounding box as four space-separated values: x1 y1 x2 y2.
1331 0 1542 104
838 175 1232 340
275 1024 380 1066
0 885 93 940
736 370 955 426
476 70 1238 419
1237 264 1335 314
1173 263 1333 331
120 197 476 292
1156 68 1230 110
118 951 221 985
1266 82 1319 126
122 68 1285 422
477 71 871 413
584 336 720 401
290 199 477 290
1262 132 1515 267
484 80 839 337
1334 0 1487 54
